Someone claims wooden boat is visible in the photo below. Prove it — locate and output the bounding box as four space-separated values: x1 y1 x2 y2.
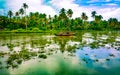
55 32 75 36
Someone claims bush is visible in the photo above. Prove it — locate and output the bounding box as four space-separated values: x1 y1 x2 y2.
17 29 25 32
32 28 40 32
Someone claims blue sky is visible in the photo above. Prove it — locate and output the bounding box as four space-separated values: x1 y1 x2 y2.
75 0 120 6
0 0 120 20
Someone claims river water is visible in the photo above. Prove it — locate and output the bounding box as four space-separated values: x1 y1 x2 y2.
0 31 120 75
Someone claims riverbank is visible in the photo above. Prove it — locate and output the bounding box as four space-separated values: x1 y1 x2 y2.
0 29 120 34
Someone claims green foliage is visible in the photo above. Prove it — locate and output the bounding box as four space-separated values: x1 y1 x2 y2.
7 43 14 51
67 45 77 52
32 28 40 32
0 4 120 32
16 59 22 64
16 28 25 32
0 52 5 57
38 54 47 59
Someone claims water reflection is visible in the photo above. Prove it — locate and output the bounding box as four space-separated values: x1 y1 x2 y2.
0 31 120 75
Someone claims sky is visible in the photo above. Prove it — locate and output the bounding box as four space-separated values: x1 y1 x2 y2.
0 0 120 21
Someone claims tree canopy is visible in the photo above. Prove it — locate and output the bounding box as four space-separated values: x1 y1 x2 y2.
0 3 120 32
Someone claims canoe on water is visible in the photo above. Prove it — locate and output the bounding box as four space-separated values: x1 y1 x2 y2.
55 32 75 36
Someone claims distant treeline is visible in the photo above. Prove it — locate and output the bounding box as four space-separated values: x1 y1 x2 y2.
0 3 120 32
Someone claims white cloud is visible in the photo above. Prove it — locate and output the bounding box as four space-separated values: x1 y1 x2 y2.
50 0 78 9
99 7 120 20
50 0 120 21
6 0 120 21
102 3 118 7
6 0 57 16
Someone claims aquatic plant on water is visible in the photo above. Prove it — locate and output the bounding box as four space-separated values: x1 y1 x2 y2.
38 54 47 59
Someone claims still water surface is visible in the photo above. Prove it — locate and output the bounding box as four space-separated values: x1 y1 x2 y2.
0 31 120 75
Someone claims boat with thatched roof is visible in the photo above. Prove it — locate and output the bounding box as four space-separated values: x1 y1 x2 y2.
55 32 75 36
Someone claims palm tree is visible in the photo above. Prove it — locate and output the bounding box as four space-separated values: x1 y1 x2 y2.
7 10 14 30
91 11 97 19
84 15 88 21
8 10 13 19
15 12 19 17
81 12 86 21
66 9 73 31
22 3 28 31
59 8 67 20
108 18 118 29
22 3 28 16
95 15 103 23
19 8 24 18
15 12 19 20
81 12 88 29
81 12 88 22
67 9 73 19
59 8 68 29
48 15 52 22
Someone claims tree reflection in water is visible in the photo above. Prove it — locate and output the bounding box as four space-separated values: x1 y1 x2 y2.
0 31 120 75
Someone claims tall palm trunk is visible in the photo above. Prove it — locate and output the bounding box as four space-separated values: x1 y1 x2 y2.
23 3 28 31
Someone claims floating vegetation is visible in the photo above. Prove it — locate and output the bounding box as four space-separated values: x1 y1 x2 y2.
102 41 108 44
0 61 2 65
14 42 20 47
12 64 18 69
38 54 47 59
30 52 37 57
7 43 15 51
0 66 3 69
106 58 110 61
4 48 39 69
82 58 88 63
68 53 75 56
0 31 120 73
95 59 99 62
0 52 5 57
67 45 77 52
1 43 6 46
38 50 45 53
19 49 31 60
16 59 22 64
89 42 99 49
76 47 80 49
5 65 10 69
6 59 13 66
117 47 120 50
82 58 86 61
109 54 115 57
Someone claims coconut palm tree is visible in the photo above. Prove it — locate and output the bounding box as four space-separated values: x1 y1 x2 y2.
59 8 68 30
67 9 73 19
19 8 24 18
108 18 118 29
15 12 19 17
81 12 88 22
7 10 14 30
66 9 73 30
81 12 89 29
59 8 67 20
22 3 28 16
15 12 19 20
8 10 13 19
22 3 28 31
84 15 88 21
91 11 97 19
81 12 86 21
95 15 103 23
